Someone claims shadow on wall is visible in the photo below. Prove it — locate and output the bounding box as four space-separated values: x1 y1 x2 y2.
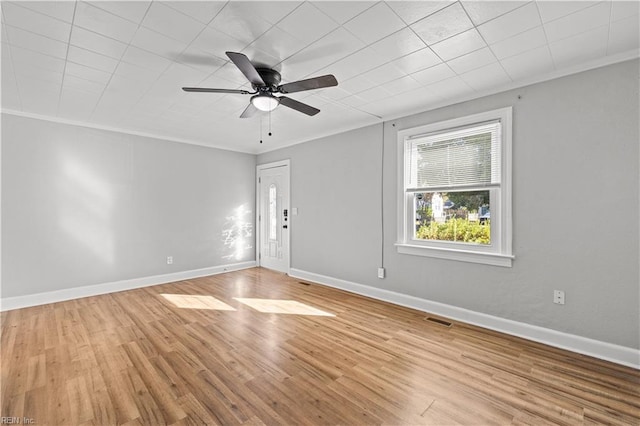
222 204 253 261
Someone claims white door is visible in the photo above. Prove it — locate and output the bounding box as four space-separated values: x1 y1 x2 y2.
257 162 289 273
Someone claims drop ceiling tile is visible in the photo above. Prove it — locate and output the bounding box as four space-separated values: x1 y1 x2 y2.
387 1 452 25
19 86 59 115
384 75 423 94
129 27 189 60
68 46 120 74
361 88 439 118
75 2 139 44
63 74 107 95
15 72 61 98
121 46 173 72
244 26 307 65
276 3 338 45
90 1 150 23
544 2 611 42
15 63 63 86
548 25 608 68
209 4 273 45
608 14 640 54
157 63 210 88
58 88 101 120
2 44 15 72
13 1 76 23
107 74 154 98
411 63 456 85
70 27 128 60
459 62 511 91
190 26 248 57
355 85 395 104
343 2 406 44
320 47 388 82
282 28 365 80
339 75 377 95
611 1 639 21
142 2 205 44
65 61 113 85
500 45 554 80
1 2 71 42
114 61 163 85
319 86 352 101
490 26 547 59
431 28 486 61
165 1 226 25
4 24 68 59
411 2 473 45
369 27 427 62
446 47 497 74
477 2 541 44
339 93 368 108
461 1 528 25
213 62 253 86
311 1 375 24
176 46 226 74
10 45 66 73
392 48 442 74
1 75 21 109
361 62 407 85
536 1 598 23
236 2 303 25
92 95 137 123
425 75 473 100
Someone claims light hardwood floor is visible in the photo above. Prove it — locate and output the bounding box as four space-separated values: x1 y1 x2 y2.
1 267 639 425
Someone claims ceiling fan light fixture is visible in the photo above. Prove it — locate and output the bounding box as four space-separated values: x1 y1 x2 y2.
251 94 279 112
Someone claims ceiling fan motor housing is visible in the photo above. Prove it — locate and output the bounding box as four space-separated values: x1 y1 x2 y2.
255 68 281 92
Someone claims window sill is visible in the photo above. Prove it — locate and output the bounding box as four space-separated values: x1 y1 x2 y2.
395 243 514 267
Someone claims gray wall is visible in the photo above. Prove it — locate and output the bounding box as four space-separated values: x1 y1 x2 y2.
2 114 256 297
259 59 640 349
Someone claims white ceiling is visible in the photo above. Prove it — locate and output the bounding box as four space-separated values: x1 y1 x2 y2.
1 1 638 154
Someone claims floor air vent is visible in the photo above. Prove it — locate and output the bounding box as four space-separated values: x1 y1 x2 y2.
425 317 452 327
298 281 311 286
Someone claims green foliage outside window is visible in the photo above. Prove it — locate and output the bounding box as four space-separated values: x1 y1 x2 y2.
416 218 490 245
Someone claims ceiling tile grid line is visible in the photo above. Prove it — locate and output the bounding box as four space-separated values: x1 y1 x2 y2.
1 6 23 111
83 1 155 124
55 1 77 114
1 0 639 154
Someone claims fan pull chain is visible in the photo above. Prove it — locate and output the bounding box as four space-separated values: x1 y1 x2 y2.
268 109 272 136
259 115 263 144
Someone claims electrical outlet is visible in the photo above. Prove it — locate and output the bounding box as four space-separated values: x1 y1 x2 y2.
167 256 173 265
553 290 565 305
377 267 385 279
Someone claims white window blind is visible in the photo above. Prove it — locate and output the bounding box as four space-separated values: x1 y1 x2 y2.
406 121 501 191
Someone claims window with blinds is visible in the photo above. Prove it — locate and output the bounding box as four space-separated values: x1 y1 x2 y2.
397 107 513 267
406 121 501 191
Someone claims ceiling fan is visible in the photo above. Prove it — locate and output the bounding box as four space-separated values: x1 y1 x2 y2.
182 52 338 118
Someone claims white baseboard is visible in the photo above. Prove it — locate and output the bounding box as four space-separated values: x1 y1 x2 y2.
290 268 640 369
0 261 256 312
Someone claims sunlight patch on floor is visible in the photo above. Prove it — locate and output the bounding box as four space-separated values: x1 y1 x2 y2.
160 294 236 311
233 298 335 316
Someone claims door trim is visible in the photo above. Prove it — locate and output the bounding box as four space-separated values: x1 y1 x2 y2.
256 159 290 274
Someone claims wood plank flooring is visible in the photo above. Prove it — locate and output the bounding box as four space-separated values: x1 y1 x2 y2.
1 267 639 425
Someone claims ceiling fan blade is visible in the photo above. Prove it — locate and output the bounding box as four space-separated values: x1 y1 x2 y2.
182 87 251 94
278 96 320 116
226 51 265 87
240 103 259 118
278 75 338 94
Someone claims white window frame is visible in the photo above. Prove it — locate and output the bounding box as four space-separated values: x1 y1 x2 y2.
396 107 514 267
